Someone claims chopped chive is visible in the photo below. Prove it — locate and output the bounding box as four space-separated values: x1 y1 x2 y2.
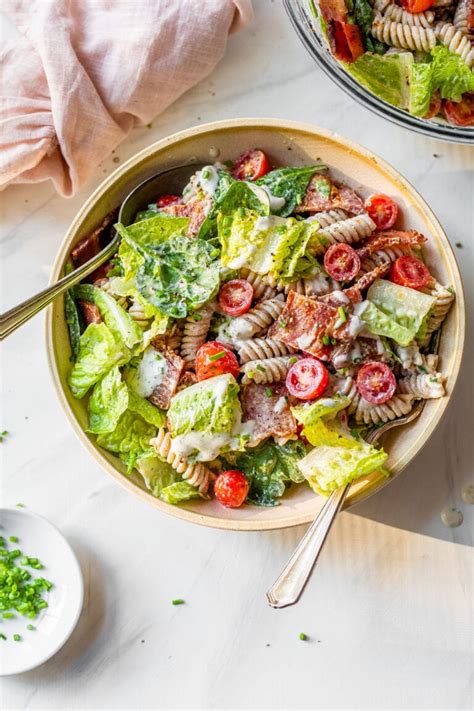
241 434 250 441
338 306 347 323
353 357 362 364
418 365 427 373
278 320 286 328
172 599 185 605
265 387 274 398
193 313 203 321
9 536 18 543
15 503 25 508
3 612 15 619
246 371 255 380
322 335 330 346
299 633 307 641
201 168 211 180
209 351 226 362
429 376 438 382
13 634 21 642
288 357 298 365
0 430 8 442
27 624 36 631
0 633 6 640
331 338 336 345
256 364 266 372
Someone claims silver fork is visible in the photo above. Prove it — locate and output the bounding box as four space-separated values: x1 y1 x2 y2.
266 401 425 608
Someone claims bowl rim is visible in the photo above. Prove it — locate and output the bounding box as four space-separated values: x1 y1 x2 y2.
46 117 465 531
283 0 474 145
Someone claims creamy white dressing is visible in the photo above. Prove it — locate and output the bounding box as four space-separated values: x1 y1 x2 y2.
330 290 350 305
252 214 287 233
258 184 286 213
131 347 166 397
317 398 337 409
347 301 369 339
395 343 420 367
273 396 288 414
171 431 230 462
228 317 256 341
295 333 315 350
333 351 350 369
197 165 219 196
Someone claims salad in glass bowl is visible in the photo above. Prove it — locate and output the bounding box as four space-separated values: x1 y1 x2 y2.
285 0 474 136
64 149 455 510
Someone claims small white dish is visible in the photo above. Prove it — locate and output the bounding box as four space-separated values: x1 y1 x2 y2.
0 508 83 675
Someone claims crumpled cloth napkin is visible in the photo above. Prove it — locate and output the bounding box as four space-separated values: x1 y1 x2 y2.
0 0 253 196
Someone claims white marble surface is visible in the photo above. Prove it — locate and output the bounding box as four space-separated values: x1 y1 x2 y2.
1 2 473 709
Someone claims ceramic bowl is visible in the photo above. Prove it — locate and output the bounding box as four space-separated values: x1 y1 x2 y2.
46 118 465 530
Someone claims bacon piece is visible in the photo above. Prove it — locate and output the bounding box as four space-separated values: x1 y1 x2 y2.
296 176 364 215
71 210 118 270
147 343 185 409
241 382 297 445
160 198 211 237
78 300 102 325
268 290 351 354
356 230 427 259
343 263 391 303
176 370 198 392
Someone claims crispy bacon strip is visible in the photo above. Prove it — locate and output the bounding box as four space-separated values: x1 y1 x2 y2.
160 198 211 237
78 300 102 325
241 382 297 445
71 210 118 269
296 176 364 215
356 230 427 260
344 263 391 302
147 342 185 409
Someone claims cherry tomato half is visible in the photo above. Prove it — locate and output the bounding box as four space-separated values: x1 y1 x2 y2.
156 194 182 208
324 243 361 282
424 91 441 120
218 279 254 317
214 470 249 508
231 149 271 181
401 0 434 11
364 194 399 230
195 341 240 382
356 362 396 405
443 95 474 127
286 358 329 401
389 256 431 290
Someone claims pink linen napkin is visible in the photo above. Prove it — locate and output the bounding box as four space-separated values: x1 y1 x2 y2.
0 0 253 197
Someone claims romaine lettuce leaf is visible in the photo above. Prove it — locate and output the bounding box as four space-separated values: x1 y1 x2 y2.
64 288 82 361
227 439 307 506
96 409 156 472
199 179 269 239
116 213 189 248
366 280 435 344
136 451 200 503
360 300 415 347
127 390 166 428
292 394 351 431
68 323 126 399
87 366 129 434
218 210 322 283
74 283 142 350
344 52 413 108
167 374 244 461
410 45 474 115
255 165 326 217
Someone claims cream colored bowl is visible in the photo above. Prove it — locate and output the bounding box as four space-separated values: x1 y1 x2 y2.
46 119 465 531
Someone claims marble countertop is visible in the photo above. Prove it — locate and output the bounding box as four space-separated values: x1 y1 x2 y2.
1 2 473 709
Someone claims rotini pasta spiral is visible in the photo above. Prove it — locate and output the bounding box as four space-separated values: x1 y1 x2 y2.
240 268 277 300
435 22 474 66
180 301 215 365
307 209 348 228
166 320 184 352
419 281 455 344
383 4 435 27
238 337 296 363
373 0 393 12
398 372 446 399
372 14 437 51
318 213 377 247
240 355 295 385
360 246 415 274
95 278 128 308
453 0 473 36
128 298 151 330
227 295 285 341
150 429 214 494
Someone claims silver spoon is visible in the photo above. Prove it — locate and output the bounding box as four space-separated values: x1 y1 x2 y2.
0 163 203 340
266 401 425 608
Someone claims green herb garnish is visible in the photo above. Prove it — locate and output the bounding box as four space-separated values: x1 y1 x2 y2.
279 320 286 328
265 388 274 398
0 431 8 442
8 536 18 543
322 335 330 346
172 599 185 605
0 540 53 620
27 624 36 631
209 351 226 362
338 307 347 323
299 633 307 641
13 634 21 642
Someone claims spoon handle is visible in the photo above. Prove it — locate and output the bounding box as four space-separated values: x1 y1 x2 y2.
266 483 350 608
0 236 119 340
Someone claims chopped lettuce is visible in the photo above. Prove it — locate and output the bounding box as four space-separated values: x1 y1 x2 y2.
87 366 129 434
218 209 322 284
410 46 474 116
255 165 326 217
74 283 142 350
167 374 245 461
292 394 351 431
365 280 435 345
127 390 166 428
198 178 269 239
228 440 307 506
344 52 413 108
96 409 156 472
136 452 200 504
68 323 126 399
116 213 188 248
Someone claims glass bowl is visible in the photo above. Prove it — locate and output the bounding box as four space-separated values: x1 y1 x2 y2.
284 0 474 144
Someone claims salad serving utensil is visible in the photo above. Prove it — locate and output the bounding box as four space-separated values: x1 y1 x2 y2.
0 163 203 341
266 402 425 608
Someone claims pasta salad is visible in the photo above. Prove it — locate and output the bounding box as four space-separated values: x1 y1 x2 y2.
312 0 474 126
65 149 455 508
